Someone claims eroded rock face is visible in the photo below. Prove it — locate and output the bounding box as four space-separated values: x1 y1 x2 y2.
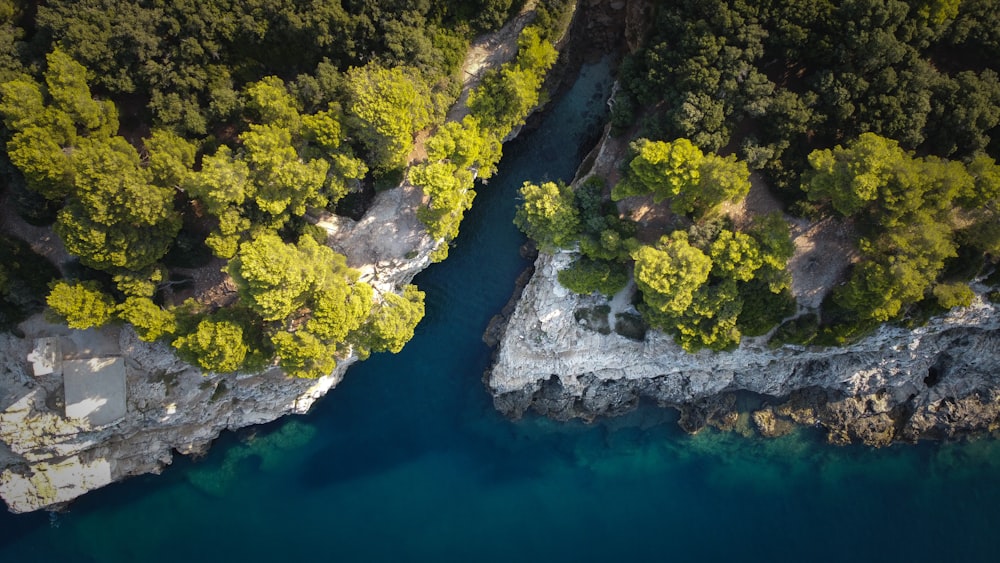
488 252 1000 446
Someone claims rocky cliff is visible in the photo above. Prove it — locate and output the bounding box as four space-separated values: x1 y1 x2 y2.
488 248 1000 446
0 180 439 514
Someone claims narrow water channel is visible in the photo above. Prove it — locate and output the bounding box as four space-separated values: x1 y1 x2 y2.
1 58 999 563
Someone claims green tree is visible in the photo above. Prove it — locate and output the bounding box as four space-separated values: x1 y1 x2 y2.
118 296 177 342
346 63 438 170
245 76 302 130
632 232 713 316
613 138 703 202
933 282 975 309
187 146 252 215
412 160 476 248
55 201 180 271
3 125 75 199
241 123 330 220
673 153 751 217
228 233 315 322
514 181 580 252
46 280 115 329
670 280 743 351
272 330 336 379
173 318 249 373
356 285 425 357
307 280 374 344
557 257 628 297
145 130 196 189
467 27 557 134
836 219 957 321
747 212 795 292
803 132 908 217
708 230 763 282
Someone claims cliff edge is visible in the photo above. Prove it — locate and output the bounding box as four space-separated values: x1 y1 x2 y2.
489 248 1000 446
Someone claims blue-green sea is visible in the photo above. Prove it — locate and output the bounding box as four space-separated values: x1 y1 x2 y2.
3 60 1000 562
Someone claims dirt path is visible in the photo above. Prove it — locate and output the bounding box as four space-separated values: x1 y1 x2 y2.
406 0 540 167
447 0 539 123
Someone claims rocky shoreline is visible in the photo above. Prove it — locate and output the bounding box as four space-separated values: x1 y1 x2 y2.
0 180 436 514
487 249 1000 447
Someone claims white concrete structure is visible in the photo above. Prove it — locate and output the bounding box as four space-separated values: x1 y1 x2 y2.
63 357 126 427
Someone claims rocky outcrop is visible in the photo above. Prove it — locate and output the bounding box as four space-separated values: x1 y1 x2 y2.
0 179 428 514
488 251 1000 446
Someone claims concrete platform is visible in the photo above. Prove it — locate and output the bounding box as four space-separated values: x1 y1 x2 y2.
63 357 126 427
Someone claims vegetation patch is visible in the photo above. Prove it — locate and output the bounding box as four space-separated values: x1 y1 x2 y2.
613 313 647 342
0 235 60 332
574 305 611 335
768 314 820 349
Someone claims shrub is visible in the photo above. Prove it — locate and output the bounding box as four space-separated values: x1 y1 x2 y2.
558 257 628 297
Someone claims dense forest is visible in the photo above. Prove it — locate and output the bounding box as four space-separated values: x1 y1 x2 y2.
516 0 1000 351
0 0 572 376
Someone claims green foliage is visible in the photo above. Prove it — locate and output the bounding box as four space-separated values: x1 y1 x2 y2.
145 130 197 189
514 181 580 252
412 161 476 250
803 133 910 217
915 0 961 25
35 0 491 134
187 147 251 216
271 330 336 379
613 138 702 203
613 138 751 218
0 0 541 376
346 63 439 171
709 230 763 282
616 0 1000 198
242 123 330 219
630 217 795 351
468 26 557 134
113 267 164 298
835 220 957 321
173 317 249 373
415 25 558 259
1 50 182 273
632 232 712 317
803 133 986 321
933 282 975 309
356 285 426 357
307 281 373 345
229 234 337 322
674 153 751 217
46 280 115 330
737 281 797 337
768 314 820 348
118 297 177 342
425 116 501 179
557 257 628 297
747 212 795 292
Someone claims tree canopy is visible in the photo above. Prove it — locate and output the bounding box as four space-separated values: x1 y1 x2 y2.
612 138 750 219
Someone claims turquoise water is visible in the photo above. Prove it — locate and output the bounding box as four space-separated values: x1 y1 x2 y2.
3 60 1000 562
